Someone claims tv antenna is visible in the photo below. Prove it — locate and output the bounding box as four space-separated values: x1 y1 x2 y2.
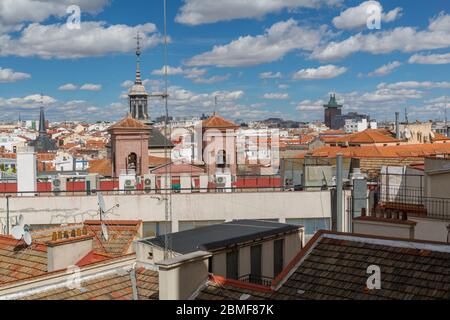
96 192 119 241
11 214 33 246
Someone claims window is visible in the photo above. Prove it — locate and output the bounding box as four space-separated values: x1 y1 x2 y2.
142 221 171 237
286 218 331 236
274 239 284 277
250 245 262 278
226 250 239 280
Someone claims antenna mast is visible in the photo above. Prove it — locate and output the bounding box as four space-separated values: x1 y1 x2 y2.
162 0 172 260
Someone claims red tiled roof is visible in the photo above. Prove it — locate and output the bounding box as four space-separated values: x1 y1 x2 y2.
108 114 150 130
432 133 450 142
148 155 170 167
0 236 48 285
88 159 112 177
21 267 159 300
76 250 112 267
324 129 400 145
83 220 141 256
297 143 450 159
202 115 238 129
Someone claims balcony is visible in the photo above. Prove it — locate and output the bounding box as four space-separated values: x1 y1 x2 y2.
238 274 273 287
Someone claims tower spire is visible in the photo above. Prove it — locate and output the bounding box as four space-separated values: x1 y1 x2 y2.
134 32 142 85
39 94 46 135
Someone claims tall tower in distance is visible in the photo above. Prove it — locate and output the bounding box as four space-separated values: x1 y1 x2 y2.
323 93 342 130
129 32 150 123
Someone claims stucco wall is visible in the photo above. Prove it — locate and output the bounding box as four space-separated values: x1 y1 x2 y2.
0 191 331 233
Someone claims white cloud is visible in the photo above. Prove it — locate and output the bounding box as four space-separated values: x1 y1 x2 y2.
0 94 56 108
151 65 184 76
409 52 450 64
313 12 450 61
175 0 342 25
185 19 324 67
260 71 282 79
332 1 402 30
263 93 289 100
80 83 102 91
0 67 31 82
377 81 450 90
58 83 78 91
367 61 402 77
296 99 325 111
0 0 109 33
278 84 289 89
0 22 160 59
293 64 347 80
193 74 230 84
183 68 208 79
121 80 134 88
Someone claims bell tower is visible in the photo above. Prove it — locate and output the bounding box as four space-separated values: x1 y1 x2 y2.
129 32 149 122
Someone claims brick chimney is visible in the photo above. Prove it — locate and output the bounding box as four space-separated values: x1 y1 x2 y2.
47 228 94 272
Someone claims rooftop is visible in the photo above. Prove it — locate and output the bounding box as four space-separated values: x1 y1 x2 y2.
140 220 301 254
20 266 158 300
202 115 239 129
195 230 450 300
298 143 450 159
108 114 150 130
323 129 401 145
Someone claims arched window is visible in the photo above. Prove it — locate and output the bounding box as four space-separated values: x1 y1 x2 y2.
128 152 137 170
216 150 226 168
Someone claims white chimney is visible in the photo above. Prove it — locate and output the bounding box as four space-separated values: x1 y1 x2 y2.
47 228 93 272
17 147 37 196
156 251 211 300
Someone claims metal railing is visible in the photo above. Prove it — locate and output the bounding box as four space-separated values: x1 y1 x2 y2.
373 186 450 220
238 274 273 287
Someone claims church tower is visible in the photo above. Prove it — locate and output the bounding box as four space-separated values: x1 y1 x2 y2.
129 33 149 122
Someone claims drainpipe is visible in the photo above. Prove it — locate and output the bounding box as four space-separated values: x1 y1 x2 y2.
336 153 343 232
395 112 400 139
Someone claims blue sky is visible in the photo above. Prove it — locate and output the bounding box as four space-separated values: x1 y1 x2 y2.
0 0 449 123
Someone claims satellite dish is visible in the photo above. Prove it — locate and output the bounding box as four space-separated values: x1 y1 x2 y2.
18 214 24 226
101 223 109 241
11 225 24 240
23 232 32 246
97 193 106 213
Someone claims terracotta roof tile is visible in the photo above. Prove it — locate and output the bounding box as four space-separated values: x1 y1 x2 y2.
21 268 158 300
324 129 400 145
299 143 450 159
108 114 150 130
88 159 112 177
202 115 238 128
83 220 141 256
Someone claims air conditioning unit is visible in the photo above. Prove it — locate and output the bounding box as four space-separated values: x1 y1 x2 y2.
143 174 155 193
124 179 136 191
215 174 231 192
52 177 66 196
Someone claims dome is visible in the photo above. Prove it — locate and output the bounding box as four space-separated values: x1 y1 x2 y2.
129 84 148 96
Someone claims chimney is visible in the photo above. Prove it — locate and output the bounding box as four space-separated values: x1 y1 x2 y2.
395 112 400 139
155 251 211 300
47 228 93 272
336 153 344 232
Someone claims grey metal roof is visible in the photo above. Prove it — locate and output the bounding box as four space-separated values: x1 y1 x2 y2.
149 128 174 148
140 220 301 254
